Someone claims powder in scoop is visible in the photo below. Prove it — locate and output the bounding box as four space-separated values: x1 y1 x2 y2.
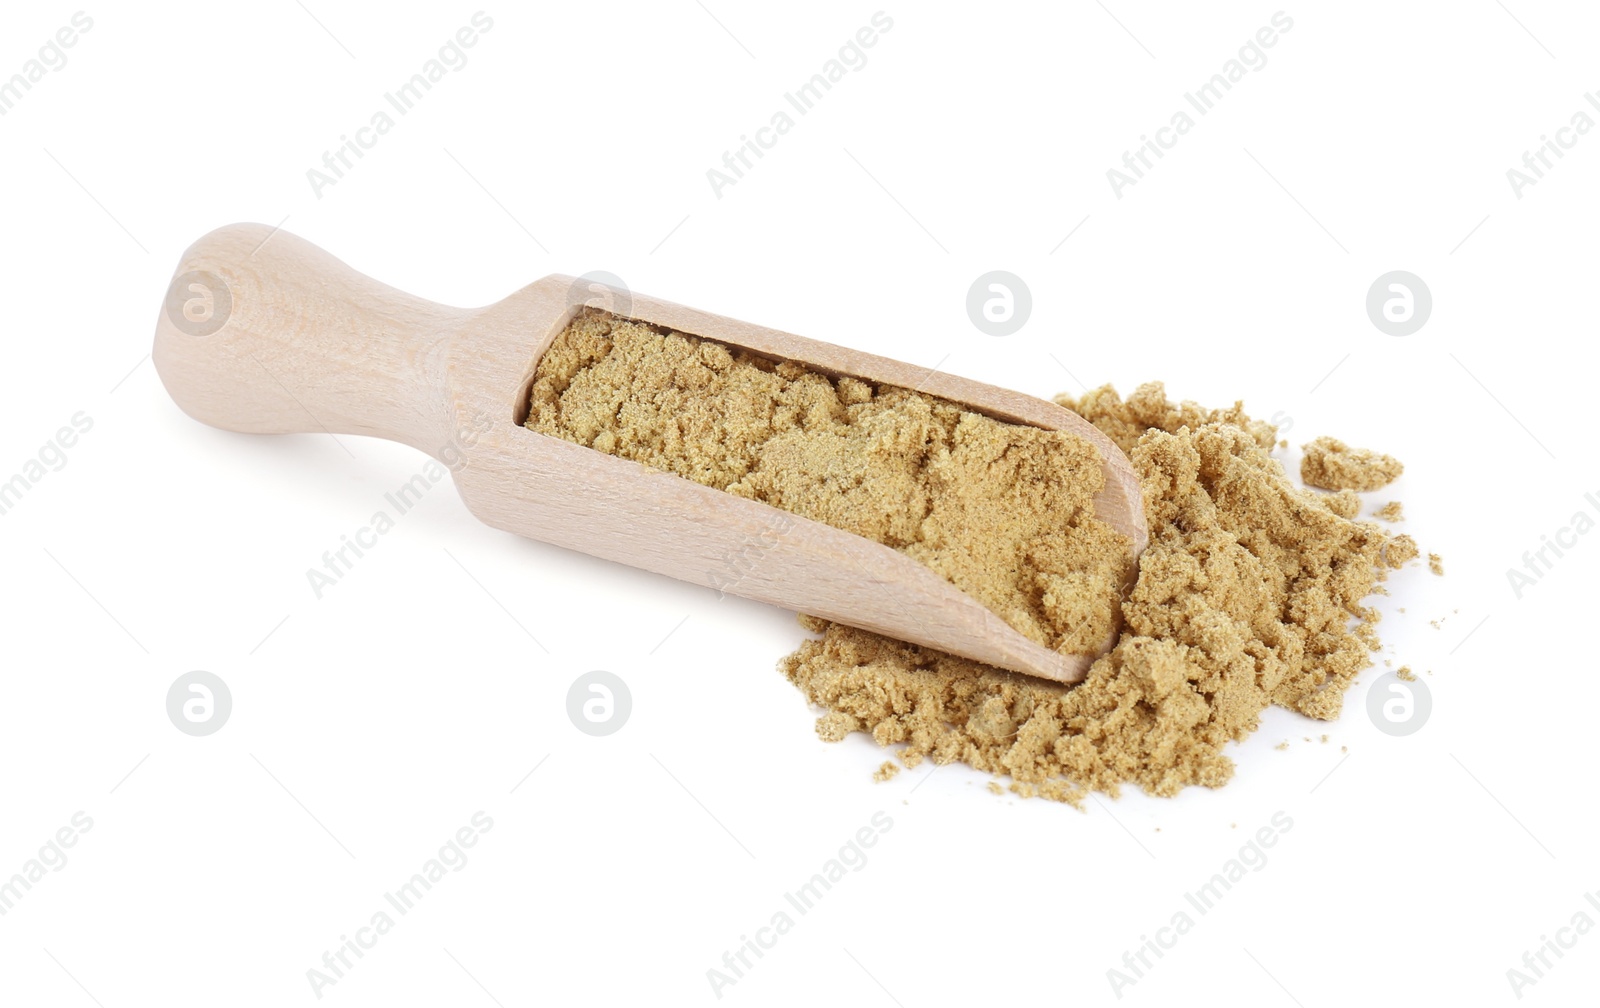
525 309 1131 657
1301 435 1404 491
783 383 1411 805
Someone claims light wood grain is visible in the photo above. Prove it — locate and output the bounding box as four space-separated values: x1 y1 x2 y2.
153 223 1147 683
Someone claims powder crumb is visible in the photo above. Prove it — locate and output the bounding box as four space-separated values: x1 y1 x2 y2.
1397 666 1416 682
987 781 1004 795
1341 745 1349 753
1321 734 1330 743
529 309 1131 658
1429 553 1444 576
815 711 857 743
782 384 1409 805
873 761 901 782
1275 741 1290 751
1301 436 1404 492
1375 501 1405 522
1387 534 1420 569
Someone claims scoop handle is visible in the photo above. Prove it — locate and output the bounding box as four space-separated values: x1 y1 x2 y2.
152 223 468 453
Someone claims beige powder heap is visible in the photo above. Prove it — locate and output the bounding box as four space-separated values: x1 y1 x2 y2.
527 314 1419 805
526 309 1130 657
783 383 1416 804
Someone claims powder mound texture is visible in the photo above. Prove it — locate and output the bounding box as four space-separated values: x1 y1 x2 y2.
783 382 1406 805
1322 489 1361 519
1300 436 1404 491
1059 382 1278 456
526 309 1130 656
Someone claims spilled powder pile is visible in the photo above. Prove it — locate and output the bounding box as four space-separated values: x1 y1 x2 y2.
526 309 1130 656
783 383 1418 804
525 313 1422 805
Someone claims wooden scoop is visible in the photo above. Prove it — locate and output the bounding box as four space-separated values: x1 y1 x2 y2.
152 224 1147 683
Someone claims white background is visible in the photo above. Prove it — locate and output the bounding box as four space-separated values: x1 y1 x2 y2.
2 2 1596 1005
